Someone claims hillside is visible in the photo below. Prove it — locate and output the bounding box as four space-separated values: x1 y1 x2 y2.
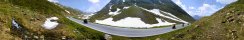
90 0 195 28
111 0 244 40
0 0 104 40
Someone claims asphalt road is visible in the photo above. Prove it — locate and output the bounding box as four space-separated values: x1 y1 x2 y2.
67 17 189 37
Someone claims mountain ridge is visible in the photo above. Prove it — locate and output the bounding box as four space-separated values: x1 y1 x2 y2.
90 0 195 27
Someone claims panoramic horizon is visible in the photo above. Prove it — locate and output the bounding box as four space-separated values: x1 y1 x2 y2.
52 0 237 16
1 0 244 40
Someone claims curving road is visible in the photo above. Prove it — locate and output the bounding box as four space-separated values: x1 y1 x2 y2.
67 17 189 37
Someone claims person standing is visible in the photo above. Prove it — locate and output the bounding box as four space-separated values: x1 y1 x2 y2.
172 24 176 29
182 23 185 27
83 19 88 24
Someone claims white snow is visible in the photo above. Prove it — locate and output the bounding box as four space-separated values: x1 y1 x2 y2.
139 7 188 23
95 17 175 28
42 17 59 29
108 8 121 15
123 6 130 9
108 5 120 15
65 10 70 14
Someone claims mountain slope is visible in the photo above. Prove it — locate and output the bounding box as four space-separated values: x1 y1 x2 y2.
111 0 244 40
0 0 104 40
90 0 195 27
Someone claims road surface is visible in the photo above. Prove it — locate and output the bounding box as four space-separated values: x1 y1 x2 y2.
67 17 189 37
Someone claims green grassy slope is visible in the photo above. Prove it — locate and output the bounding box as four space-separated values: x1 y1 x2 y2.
0 0 104 40
90 0 195 25
111 0 244 40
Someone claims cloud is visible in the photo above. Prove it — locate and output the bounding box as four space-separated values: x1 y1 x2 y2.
173 0 187 10
196 4 220 16
189 7 195 9
86 4 101 13
88 0 100 4
216 0 237 4
48 0 59 3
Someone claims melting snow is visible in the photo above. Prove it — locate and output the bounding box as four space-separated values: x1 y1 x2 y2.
109 8 121 15
140 7 188 23
123 6 130 9
95 17 175 28
65 10 70 14
42 17 59 29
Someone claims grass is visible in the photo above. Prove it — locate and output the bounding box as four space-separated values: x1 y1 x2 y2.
110 0 244 40
90 0 196 24
0 0 105 40
90 5 191 25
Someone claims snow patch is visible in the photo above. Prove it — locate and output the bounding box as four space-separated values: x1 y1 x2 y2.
95 17 175 28
42 17 59 29
65 10 70 14
123 6 130 9
48 0 59 3
139 7 188 23
123 0 125 2
109 8 121 15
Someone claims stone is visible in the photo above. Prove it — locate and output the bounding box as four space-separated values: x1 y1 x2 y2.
23 14 27 15
62 36 66 39
34 35 39 39
24 35 28 38
196 25 200 27
228 19 234 22
237 13 241 15
231 30 237 33
105 34 112 40
175 34 185 38
155 38 161 40
231 11 235 13
221 21 226 23
40 35 44 39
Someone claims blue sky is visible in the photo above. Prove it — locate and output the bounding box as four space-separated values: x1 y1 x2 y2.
172 0 237 16
48 0 237 16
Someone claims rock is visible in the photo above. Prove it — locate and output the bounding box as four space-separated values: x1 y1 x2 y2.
196 25 200 28
227 13 231 15
221 21 226 23
34 35 39 39
227 16 232 19
105 34 112 40
62 36 66 39
155 38 161 40
171 37 175 39
175 34 185 38
231 11 235 13
237 13 241 15
30 18 35 21
228 19 234 22
23 13 27 15
24 35 28 38
220 34 225 36
37 18 40 21
231 30 237 33
40 35 44 39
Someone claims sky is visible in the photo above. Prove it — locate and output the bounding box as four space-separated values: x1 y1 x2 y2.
48 0 237 16
172 0 237 16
